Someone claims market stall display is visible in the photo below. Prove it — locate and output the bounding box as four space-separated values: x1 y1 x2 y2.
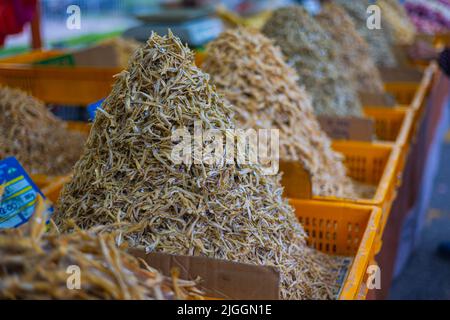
262 6 363 117
0 86 86 176
55 31 344 300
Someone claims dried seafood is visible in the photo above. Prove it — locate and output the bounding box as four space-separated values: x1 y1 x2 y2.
377 0 416 45
0 86 86 176
0 196 201 300
335 0 398 67
56 31 344 300
203 28 359 199
317 3 385 94
261 6 363 117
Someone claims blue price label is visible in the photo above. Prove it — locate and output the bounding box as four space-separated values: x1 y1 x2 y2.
0 157 53 229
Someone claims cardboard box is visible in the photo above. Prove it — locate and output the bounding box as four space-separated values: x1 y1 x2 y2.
128 250 280 300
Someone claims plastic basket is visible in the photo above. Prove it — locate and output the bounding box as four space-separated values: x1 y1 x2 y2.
363 107 415 176
289 199 382 300
384 82 419 106
282 141 401 241
0 50 120 105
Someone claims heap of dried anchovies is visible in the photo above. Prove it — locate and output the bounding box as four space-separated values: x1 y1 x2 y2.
377 0 416 45
317 3 385 94
261 6 363 117
56 31 344 300
0 86 86 176
335 0 397 67
203 28 359 199
0 197 201 300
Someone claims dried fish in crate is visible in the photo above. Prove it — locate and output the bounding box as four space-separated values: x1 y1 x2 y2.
0 86 86 176
0 196 202 300
317 3 385 95
203 28 361 199
262 6 363 117
56 31 345 300
335 0 398 67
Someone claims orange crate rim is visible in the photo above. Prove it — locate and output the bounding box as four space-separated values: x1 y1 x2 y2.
289 199 382 300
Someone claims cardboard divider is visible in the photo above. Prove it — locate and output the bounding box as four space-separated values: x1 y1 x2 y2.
359 92 396 107
128 250 280 300
317 115 374 141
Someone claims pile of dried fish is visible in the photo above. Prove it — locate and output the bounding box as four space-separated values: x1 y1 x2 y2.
261 6 363 116
335 0 397 67
203 28 359 199
378 0 416 45
99 37 142 68
317 3 385 94
56 31 344 300
0 197 202 300
0 86 86 176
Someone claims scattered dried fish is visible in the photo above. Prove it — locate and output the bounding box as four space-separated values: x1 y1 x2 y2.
335 0 398 67
0 86 86 176
203 28 360 199
56 31 345 300
0 196 202 300
317 3 385 94
262 6 363 116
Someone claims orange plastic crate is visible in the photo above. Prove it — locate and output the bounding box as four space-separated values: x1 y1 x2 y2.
0 50 120 105
363 107 415 176
283 141 401 241
0 49 207 106
289 199 381 300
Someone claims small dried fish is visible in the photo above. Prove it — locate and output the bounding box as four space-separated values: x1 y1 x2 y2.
0 86 86 176
377 0 416 45
316 3 385 94
56 31 345 300
0 198 201 300
203 28 360 199
335 0 398 67
262 6 363 116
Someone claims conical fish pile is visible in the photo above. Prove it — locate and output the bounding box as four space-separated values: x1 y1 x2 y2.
0 198 201 300
0 86 86 176
202 28 359 199
56 31 343 299
317 3 385 94
262 6 363 116
335 0 397 67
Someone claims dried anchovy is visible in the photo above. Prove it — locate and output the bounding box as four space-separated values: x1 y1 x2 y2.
335 0 398 67
0 196 202 300
377 0 416 45
0 86 86 176
262 6 363 117
317 3 385 94
203 28 360 199
99 37 142 68
56 31 345 300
